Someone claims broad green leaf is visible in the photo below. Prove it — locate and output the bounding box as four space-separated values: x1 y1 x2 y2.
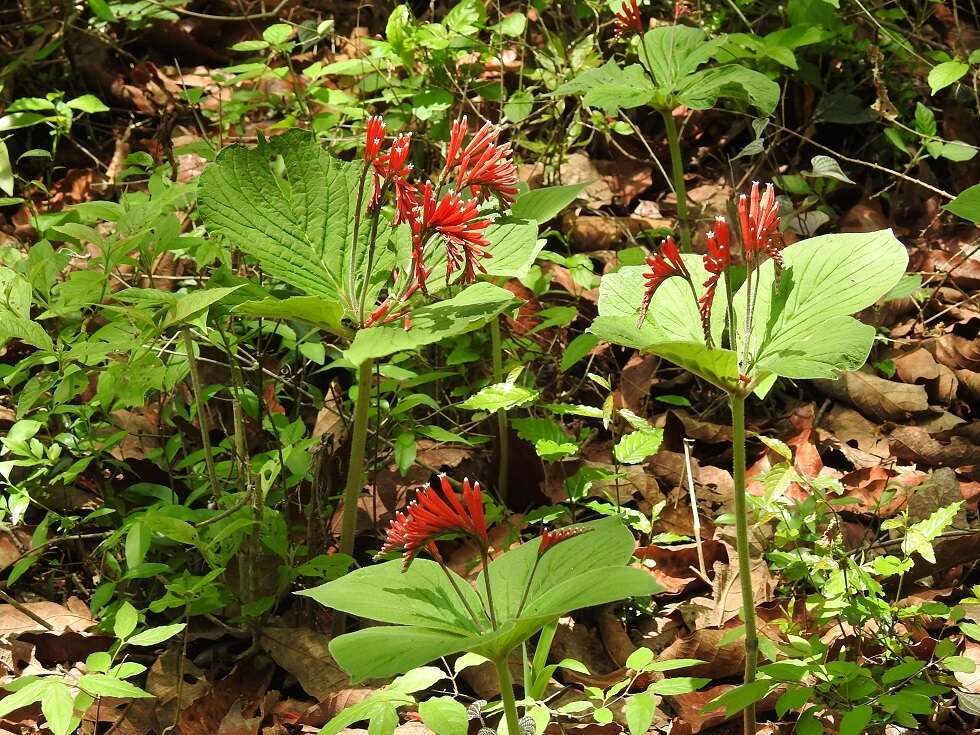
614 429 664 464
928 61 968 94
67 94 109 114
345 282 517 365
298 558 489 634
77 674 154 699
164 286 243 328
511 183 589 223
460 382 538 412
113 601 138 640
944 184 980 224
234 296 350 337
319 685 415 735
738 230 909 379
676 64 779 115
329 626 472 683
40 681 75 735
126 623 186 646
707 679 771 716
839 704 872 735
521 566 661 619
638 26 726 92
647 677 710 695
482 219 544 279
806 155 855 184
902 502 961 563
199 130 386 308
0 141 13 196
624 691 654 735
552 60 654 114
589 257 724 349
0 678 50 717
478 517 639 622
419 697 468 735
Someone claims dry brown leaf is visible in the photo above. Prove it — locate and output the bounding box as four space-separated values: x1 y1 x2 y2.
635 541 726 596
0 597 94 636
563 213 671 252
888 425 980 467
259 627 350 701
813 370 929 421
840 466 924 516
593 160 653 206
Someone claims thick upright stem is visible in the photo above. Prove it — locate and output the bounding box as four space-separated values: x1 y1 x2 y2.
661 108 692 253
332 357 374 636
357 207 384 324
182 329 220 500
490 316 509 502
730 391 758 735
494 654 521 735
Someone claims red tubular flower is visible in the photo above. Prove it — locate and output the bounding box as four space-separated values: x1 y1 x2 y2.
444 118 519 208
538 527 591 557
377 475 489 571
371 133 415 213
364 115 385 163
737 182 782 270
673 0 692 21
614 0 643 36
638 236 689 324
414 181 492 284
698 217 732 345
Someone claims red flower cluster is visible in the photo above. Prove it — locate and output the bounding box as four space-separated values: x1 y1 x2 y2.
614 0 643 36
698 217 731 345
377 475 489 571
445 118 519 207
639 236 689 324
415 183 492 284
359 115 520 328
738 182 782 269
538 526 591 556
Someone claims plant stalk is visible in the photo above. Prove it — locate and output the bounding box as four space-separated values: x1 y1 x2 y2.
490 315 509 502
730 391 758 735
494 654 522 735
529 619 559 700
660 108 692 253
182 329 220 500
332 357 374 637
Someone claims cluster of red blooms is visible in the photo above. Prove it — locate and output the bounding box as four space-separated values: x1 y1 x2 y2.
613 0 643 36
360 115 518 328
378 474 589 573
639 182 783 345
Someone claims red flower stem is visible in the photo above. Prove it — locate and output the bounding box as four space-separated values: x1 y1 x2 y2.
514 554 542 619
724 271 738 355
357 204 385 325
480 548 499 630
437 560 485 631
347 162 371 311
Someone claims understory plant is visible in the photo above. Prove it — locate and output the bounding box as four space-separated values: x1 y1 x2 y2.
197 117 558 631
589 182 908 733
555 15 779 250
301 475 661 735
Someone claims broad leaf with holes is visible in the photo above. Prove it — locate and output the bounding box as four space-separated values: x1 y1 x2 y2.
302 517 661 682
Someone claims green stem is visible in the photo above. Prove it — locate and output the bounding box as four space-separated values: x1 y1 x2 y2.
357 207 384 325
182 329 220 500
494 654 522 735
490 316 509 502
332 357 374 637
730 391 758 735
514 554 541 619
346 164 371 311
481 548 499 630
660 108 692 253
